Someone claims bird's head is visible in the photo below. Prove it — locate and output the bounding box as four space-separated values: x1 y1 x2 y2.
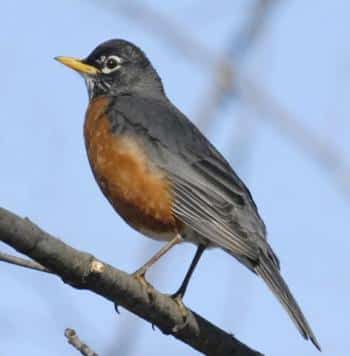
56 39 164 99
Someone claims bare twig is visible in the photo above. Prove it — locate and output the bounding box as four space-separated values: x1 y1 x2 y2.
196 0 278 130
0 207 262 356
0 251 51 273
96 0 214 68
239 78 350 197
65 328 98 356
1 250 90 344
228 0 278 59
194 59 235 132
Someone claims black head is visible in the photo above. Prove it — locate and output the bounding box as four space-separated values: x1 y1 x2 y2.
56 39 165 99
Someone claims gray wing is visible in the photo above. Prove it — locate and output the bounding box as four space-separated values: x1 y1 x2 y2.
108 95 277 267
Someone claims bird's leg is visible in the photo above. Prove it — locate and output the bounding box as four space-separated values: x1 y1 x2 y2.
171 244 206 332
172 244 206 300
132 234 183 292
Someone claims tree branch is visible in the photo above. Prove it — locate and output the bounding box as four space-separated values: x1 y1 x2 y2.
0 207 262 356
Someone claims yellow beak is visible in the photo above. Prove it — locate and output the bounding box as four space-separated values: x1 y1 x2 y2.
55 56 99 75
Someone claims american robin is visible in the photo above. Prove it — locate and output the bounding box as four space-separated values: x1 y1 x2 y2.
56 39 320 350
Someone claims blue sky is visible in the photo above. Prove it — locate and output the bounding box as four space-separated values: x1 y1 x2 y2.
0 1 349 355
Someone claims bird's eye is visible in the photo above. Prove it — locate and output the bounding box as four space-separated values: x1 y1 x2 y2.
102 55 122 74
106 58 117 69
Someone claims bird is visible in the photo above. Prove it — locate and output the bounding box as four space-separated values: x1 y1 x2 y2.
56 39 320 350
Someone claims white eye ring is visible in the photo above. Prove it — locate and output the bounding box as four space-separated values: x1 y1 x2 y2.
101 55 122 74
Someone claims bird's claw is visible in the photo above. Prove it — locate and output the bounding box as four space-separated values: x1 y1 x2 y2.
132 269 154 302
170 293 190 332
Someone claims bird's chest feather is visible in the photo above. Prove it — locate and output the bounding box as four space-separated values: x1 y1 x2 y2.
84 97 180 238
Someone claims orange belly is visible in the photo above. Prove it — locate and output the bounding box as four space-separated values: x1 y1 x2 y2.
84 97 180 239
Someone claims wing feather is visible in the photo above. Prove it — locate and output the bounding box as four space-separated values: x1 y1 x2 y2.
169 172 259 261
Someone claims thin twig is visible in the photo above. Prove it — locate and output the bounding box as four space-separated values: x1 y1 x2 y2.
228 0 278 59
195 0 278 130
101 0 215 68
65 328 98 356
239 78 350 197
0 251 51 273
0 207 262 356
193 0 278 130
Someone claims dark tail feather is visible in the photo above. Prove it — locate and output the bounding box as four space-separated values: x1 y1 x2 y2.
255 254 321 351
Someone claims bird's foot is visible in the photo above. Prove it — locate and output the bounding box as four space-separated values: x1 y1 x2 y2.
170 292 190 333
114 268 153 315
132 268 154 302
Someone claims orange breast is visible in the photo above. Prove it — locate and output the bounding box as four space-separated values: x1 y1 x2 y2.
84 97 180 239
